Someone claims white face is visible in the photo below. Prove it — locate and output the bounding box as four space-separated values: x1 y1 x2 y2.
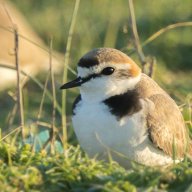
77 62 141 102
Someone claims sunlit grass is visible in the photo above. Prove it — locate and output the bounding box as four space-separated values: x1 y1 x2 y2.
0 141 192 191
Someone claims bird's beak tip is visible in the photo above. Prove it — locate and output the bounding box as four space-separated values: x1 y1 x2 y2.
60 77 82 90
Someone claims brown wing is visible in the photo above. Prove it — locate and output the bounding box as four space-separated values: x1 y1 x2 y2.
147 94 188 158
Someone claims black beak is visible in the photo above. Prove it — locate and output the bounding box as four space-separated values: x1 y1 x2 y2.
60 73 99 89
60 77 84 89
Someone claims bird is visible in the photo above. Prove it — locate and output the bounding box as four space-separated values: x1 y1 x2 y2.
60 48 192 168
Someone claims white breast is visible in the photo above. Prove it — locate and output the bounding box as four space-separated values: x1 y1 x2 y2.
72 99 174 167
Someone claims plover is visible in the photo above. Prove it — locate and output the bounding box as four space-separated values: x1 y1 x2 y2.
61 48 192 167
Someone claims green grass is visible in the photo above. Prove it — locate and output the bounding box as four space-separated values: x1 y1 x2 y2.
0 143 192 192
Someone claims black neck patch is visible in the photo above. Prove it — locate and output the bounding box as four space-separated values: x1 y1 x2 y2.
72 95 82 115
103 89 142 119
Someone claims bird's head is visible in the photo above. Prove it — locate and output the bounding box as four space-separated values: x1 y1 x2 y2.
61 48 141 102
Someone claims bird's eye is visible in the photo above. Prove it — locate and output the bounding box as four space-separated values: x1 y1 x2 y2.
101 67 115 75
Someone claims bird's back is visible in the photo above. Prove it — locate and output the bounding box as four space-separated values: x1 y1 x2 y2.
137 73 191 158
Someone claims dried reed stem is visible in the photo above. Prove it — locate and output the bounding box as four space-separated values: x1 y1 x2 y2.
3 3 25 139
128 0 146 69
142 22 192 47
36 71 50 122
0 25 76 75
0 63 62 114
49 38 57 154
0 126 21 141
14 27 25 140
148 57 156 78
128 0 155 77
62 0 80 152
6 103 18 130
35 70 50 152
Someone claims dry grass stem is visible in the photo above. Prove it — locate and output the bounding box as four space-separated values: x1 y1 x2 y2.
0 25 76 75
34 71 50 150
61 0 80 152
0 126 21 141
3 3 25 140
14 26 25 140
0 63 62 114
142 22 192 47
128 0 146 68
49 38 57 154
6 103 18 131
128 0 154 77
36 71 50 122
148 56 156 78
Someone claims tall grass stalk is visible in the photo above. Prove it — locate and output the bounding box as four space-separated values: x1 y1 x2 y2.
127 21 192 59
142 22 192 47
0 126 21 141
49 38 57 154
0 25 76 75
61 0 80 152
13 26 25 140
6 98 18 130
0 63 62 114
128 0 146 68
36 71 50 123
15 27 25 140
128 0 155 77
3 3 25 140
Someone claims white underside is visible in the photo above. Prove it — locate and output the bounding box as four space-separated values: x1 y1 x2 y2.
72 99 175 168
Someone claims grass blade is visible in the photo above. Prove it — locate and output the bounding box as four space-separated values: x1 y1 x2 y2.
61 0 80 152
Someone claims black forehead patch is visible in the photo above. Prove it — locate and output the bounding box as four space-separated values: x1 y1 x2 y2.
78 57 99 68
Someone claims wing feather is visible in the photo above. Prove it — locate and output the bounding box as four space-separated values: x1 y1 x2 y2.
147 94 188 158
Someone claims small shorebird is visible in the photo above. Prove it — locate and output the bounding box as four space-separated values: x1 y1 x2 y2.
61 48 192 167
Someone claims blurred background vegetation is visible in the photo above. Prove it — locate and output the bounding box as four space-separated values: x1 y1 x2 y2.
9 0 192 69
1 0 192 140
9 0 192 90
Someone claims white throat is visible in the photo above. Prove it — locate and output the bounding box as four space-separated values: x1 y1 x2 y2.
79 73 141 103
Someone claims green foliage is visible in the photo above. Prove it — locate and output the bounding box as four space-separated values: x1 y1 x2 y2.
0 144 192 191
